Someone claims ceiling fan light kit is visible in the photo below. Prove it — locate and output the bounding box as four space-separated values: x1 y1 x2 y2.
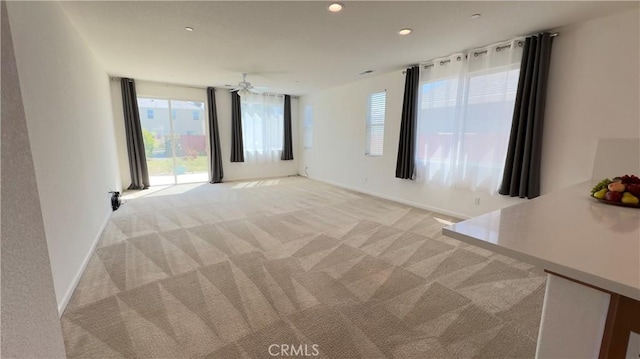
230 72 265 97
231 73 255 97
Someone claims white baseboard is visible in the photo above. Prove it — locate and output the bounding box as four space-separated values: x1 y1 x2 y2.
308 176 470 220
57 211 112 316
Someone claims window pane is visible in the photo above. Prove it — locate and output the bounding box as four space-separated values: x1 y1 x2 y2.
241 95 284 160
304 104 313 150
137 98 209 186
415 66 520 192
417 79 458 173
459 68 519 183
138 98 173 185
366 91 386 156
171 100 208 184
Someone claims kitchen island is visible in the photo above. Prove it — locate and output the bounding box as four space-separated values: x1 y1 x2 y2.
443 180 639 358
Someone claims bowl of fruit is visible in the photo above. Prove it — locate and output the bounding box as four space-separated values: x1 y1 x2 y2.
591 174 640 208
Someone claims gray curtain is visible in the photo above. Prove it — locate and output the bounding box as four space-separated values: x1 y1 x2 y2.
395 66 420 180
281 95 294 160
499 33 553 199
207 87 223 183
230 91 244 162
121 78 149 189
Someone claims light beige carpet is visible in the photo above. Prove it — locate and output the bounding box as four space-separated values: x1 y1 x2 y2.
61 177 546 358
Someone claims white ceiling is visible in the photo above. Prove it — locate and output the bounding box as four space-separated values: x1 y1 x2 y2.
59 1 637 96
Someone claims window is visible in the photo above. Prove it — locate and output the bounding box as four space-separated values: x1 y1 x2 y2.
303 104 313 150
415 39 523 193
366 91 386 156
241 93 284 162
192 110 199 121
137 98 208 186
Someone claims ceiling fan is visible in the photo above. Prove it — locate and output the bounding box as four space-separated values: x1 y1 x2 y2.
229 73 266 96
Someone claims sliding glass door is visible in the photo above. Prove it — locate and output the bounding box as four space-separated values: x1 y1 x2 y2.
137 98 208 186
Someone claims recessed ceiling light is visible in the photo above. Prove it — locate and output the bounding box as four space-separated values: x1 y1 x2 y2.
185 27 194 32
470 14 481 19
328 3 344 12
398 28 413 36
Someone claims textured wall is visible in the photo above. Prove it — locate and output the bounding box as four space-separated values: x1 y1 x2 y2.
1 1 66 356
7 1 120 311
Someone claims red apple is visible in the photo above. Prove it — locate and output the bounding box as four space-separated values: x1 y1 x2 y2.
605 191 623 202
626 183 640 196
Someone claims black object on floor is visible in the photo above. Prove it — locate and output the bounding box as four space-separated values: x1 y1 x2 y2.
109 191 121 211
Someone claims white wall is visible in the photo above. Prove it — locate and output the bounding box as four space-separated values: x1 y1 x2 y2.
298 71 523 219
1 2 66 356
112 80 299 186
542 8 640 191
298 8 639 219
7 1 121 312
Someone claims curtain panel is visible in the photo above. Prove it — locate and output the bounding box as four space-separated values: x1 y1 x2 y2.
121 78 149 189
281 95 294 161
395 66 420 180
415 38 525 193
499 33 553 199
230 91 245 162
207 87 223 183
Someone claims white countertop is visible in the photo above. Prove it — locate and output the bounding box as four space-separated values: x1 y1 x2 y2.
443 181 640 300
